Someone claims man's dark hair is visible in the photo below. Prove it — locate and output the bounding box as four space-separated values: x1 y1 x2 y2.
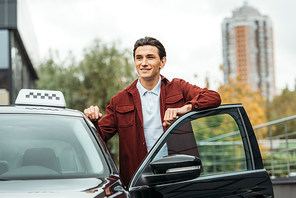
133 37 166 60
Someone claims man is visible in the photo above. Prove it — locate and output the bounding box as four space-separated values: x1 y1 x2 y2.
84 37 221 186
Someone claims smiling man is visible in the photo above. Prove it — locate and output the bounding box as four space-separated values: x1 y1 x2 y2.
84 36 221 186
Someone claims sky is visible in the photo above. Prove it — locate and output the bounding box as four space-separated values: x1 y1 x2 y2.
25 0 296 92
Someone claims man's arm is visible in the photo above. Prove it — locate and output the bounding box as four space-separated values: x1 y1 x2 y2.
163 104 192 127
83 98 118 142
182 83 221 111
163 79 221 127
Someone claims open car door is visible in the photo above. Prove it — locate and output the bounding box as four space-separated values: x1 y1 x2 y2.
127 104 274 198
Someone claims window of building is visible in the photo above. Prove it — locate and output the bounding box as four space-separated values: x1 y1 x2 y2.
0 71 9 105
0 30 9 69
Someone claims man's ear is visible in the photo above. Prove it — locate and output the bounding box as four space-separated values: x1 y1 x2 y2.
160 57 167 69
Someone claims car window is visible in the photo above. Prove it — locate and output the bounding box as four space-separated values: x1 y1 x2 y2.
151 108 252 176
192 114 246 176
0 114 109 179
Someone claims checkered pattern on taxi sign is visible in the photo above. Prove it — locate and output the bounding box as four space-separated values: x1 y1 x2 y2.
26 92 60 100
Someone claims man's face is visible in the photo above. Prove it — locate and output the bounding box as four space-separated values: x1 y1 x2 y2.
134 45 166 82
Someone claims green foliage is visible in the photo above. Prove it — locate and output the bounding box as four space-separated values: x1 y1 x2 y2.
192 114 239 141
218 77 268 139
267 87 296 120
262 151 296 178
35 39 137 167
78 39 136 112
35 51 85 110
266 86 296 138
36 39 136 112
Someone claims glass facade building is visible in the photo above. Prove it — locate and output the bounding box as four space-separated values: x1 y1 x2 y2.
0 0 38 105
222 2 275 101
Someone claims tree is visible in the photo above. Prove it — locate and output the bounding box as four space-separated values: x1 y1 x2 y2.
78 39 137 166
35 51 85 110
35 39 137 167
78 39 136 112
267 85 296 121
217 77 268 139
266 85 296 138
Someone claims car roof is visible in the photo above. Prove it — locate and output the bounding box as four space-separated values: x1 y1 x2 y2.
0 105 83 117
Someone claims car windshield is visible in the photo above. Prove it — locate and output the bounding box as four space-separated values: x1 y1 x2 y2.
0 114 108 180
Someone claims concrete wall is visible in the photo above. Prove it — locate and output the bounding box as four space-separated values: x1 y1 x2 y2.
272 178 296 198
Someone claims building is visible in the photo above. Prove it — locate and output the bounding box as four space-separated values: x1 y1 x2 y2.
222 2 275 100
0 0 39 105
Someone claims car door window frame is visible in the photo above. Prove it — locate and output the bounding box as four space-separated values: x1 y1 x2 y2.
128 105 257 190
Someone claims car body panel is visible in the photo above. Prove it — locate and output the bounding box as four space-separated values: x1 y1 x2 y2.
0 176 127 198
130 170 272 198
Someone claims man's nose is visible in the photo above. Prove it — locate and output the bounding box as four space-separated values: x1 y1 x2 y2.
141 58 148 66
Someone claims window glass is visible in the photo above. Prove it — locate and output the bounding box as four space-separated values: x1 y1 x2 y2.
192 114 246 176
0 71 9 105
11 43 23 101
0 71 9 90
0 114 108 179
22 64 29 88
0 30 9 69
153 110 248 177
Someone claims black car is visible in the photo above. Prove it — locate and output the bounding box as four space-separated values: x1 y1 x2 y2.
0 89 274 197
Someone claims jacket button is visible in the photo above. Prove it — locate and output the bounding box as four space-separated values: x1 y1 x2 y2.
195 104 198 109
143 141 146 146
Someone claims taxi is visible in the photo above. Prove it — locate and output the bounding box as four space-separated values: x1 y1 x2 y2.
0 89 274 197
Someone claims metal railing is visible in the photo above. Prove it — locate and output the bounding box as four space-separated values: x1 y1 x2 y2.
253 115 296 179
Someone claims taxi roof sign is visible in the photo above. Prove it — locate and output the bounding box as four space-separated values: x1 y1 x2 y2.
15 89 66 108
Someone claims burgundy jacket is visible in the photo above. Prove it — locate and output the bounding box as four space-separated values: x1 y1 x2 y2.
95 75 221 186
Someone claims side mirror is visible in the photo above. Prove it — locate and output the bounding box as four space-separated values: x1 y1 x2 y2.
143 154 201 186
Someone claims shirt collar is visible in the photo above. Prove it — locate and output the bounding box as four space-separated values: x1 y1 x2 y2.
136 76 161 97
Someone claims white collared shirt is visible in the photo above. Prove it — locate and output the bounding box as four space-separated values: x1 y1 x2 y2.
136 76 168 158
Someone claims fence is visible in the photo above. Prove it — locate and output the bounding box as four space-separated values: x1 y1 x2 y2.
253 115 296 178
195 114 296 178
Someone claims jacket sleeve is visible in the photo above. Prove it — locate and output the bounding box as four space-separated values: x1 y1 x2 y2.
180 79 221 110
94 97 118 142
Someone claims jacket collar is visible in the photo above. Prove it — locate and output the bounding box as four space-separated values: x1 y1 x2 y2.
126 74 168 93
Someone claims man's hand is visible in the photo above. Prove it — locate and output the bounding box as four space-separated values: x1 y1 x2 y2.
83 105 102 121
163 104 192 127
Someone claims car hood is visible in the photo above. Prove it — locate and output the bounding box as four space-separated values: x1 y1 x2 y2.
0 178 117 197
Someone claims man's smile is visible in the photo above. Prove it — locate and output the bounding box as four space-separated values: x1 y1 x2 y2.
140 68 151 71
